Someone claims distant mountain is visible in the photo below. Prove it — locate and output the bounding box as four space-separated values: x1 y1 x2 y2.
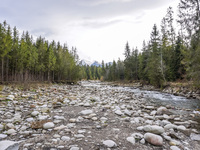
79 59 92 66
91 61 102 67
79 59 102 67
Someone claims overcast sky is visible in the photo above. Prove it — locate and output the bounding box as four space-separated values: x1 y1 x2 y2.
0 0 179 62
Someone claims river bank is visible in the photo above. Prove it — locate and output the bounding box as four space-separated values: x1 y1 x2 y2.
0 81 200 150
108 81 200 101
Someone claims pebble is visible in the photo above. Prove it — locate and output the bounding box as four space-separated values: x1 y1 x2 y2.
0 140 19 150
43 122 55 129
0 134 7 139
143 125 164 134
7 129 17 135
144 133 163 146
115 110 123 116
157 106 168 115
190 133 200 141
61 136 70 141
170 146 181 150
126 137 135 145
103 140 117 148
0 81 199 150
31 111 39 117
80 109 93 115
70 147 79 150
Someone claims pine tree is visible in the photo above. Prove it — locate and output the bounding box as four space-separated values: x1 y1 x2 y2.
147 24 163 87
178 0 200 87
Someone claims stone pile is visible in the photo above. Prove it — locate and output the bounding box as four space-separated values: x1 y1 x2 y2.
0 81 199 150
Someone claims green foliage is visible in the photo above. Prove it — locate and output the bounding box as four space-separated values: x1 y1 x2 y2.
0 21 79 83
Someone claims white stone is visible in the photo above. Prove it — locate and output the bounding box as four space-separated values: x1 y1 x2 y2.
103 140 117 148
0 140 19 150
177 125 186 131
31 111 39 117
74 134 85 138
124 109 133 116
38 115 48 120
80 109 93 115
7 129 16 135
164 124 177 131
170 146 181 150
137 126 144 131
6 95 15 101
26 117 34 122
190 133 200 141
140 138 145 144
43 122 55 129
126 137 135 145
84 102 91 107
70 147 79 150
144 133 163 146
20 126 28 131
0 134 7 139
6 123 15 129
157 106 168 115
115 110 123 116
69 118 77 123
169 140 180 146
61 136 70 141
54 125 68 130
54 115 65 120
91 117 98 121
53 134 61 138
150 110 157 116
143 125 164 134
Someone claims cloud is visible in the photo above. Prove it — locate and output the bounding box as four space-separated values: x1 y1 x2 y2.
0 0 179 62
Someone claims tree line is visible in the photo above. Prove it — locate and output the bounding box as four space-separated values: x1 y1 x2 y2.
0 21 79 83
101 0 200 88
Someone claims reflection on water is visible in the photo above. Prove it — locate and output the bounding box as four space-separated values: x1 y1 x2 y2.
80 81 200 110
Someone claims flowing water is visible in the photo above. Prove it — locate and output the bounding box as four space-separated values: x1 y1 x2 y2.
80 81 200 110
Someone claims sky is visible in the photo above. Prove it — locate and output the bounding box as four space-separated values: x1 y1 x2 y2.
0 0 180 63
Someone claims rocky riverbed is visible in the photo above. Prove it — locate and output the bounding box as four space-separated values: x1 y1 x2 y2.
0 81 200 150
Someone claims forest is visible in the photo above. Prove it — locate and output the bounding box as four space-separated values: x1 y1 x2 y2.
82 0 200 88
0 0 199 88
0 21 79 83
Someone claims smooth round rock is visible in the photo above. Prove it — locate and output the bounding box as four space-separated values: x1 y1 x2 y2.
31 111 39 117
144 133 163 146
143 125 164 134
103 140 117 148
43 122 55 129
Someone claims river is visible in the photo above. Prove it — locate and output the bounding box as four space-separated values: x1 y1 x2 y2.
80 80 200 110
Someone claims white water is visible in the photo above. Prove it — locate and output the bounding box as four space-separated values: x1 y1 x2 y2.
80 81 200 110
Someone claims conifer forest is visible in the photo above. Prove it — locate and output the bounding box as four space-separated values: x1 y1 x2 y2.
0 0 200 88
